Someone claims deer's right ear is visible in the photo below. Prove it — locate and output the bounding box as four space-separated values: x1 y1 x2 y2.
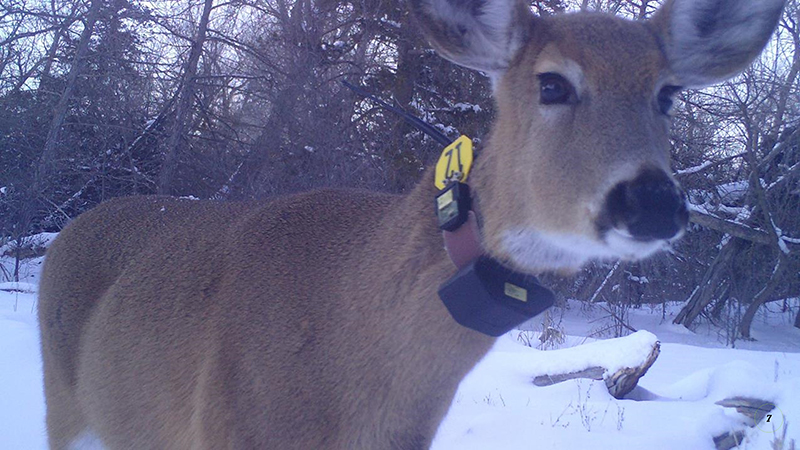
410 0 536 79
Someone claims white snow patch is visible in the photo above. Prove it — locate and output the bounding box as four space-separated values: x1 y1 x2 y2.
380 18 401 28
434 123 457 135
676 160 715 175
0 291 46 449
452 102 483 113
716 180 749 202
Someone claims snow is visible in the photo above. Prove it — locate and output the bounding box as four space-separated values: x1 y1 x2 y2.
676 160 716 176
688 201 711 215
735 206 752 224
0 291 45 450
380 18 401 28
769 219 792 255
434 123 458 135
1 252 799 449
627 274 649 284
0 232 59 256
778 238 791 254
432 331 800 450
452 102 483 113
0 232 54 290
716 180 749 203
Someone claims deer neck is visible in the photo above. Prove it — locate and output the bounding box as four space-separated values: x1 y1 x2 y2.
366 158 556 338
389 166 462 267
353 163 499 357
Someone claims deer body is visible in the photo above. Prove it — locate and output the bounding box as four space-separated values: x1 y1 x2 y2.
40 186 492 449
39 1 783 448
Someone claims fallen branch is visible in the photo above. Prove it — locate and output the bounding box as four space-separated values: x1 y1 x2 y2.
689 210 799 250
533 338 660 399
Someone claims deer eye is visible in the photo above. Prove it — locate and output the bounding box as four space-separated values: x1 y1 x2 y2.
657 85 682 115
538 73 574 105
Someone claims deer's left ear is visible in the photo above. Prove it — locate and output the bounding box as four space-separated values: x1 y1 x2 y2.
650 0 786 88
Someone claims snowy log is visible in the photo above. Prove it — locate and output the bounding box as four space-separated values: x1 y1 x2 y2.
531 332 661 399
689 210 799 251
689 210 773 246
603 343 660 399
713 397 776 450
715 397 776 426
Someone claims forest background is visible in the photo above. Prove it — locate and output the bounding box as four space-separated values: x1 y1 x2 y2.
1 0 798 341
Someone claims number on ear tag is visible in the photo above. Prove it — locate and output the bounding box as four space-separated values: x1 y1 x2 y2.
435 135 474 190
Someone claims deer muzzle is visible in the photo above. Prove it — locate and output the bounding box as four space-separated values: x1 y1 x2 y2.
602 167 689 242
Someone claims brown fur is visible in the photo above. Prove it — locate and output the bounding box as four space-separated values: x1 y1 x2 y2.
40 186 493 449
38 1 782 448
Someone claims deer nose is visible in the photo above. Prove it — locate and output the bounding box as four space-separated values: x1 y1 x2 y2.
604 168 688 241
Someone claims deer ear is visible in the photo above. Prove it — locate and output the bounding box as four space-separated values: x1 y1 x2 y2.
650 0 785 88
410 0 536 79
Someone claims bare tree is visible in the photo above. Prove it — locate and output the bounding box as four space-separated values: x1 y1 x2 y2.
37 0 102 183
157 0 215 195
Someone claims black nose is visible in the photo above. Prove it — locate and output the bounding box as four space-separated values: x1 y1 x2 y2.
604 169 688 241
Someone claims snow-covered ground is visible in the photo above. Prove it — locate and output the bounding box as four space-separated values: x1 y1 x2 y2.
0 288 44 450
1 238 798 449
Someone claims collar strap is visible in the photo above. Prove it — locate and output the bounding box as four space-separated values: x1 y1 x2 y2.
443 211 483 269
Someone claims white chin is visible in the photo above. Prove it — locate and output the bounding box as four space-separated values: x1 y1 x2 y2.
500 228 668 272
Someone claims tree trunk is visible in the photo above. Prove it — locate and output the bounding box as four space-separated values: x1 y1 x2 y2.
770 10 800 138
157 0 215 195
32 18 75 94
635 0 652 19
738 128 787 340
389 15 423 190
13 243 21 283
794 307 800 330
37 0 102 185
674 240 737 327
228 1 316 198
22 2 83 97
739 257 787 339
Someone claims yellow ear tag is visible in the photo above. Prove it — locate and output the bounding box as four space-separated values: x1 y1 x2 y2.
434 135 474 190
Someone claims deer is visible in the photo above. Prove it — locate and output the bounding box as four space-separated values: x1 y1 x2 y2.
38 0 784 448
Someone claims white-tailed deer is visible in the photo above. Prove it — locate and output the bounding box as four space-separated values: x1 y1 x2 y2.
39 0 783 448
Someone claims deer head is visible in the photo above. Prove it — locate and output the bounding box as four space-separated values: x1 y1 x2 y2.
411 0 784 272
